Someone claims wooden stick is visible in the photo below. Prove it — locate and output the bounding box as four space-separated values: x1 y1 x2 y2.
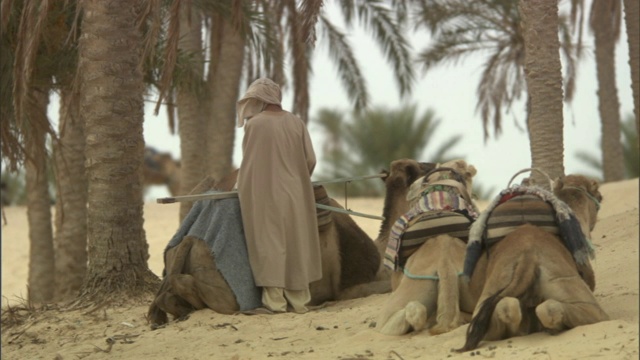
315 203 384 220
155 173 387 220
156 173 386 204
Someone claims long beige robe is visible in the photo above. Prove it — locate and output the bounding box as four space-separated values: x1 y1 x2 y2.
238 110 322 290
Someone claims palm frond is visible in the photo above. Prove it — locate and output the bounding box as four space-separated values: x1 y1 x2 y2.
314 104 461 196
298 0 324 47
153 0 180 115
352 0 414 96
415 0 581 140
319 15 368 112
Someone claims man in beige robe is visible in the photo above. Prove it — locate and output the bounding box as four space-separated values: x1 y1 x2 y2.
236 78 322 313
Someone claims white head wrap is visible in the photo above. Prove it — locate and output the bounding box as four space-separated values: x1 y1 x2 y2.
236 78 282 127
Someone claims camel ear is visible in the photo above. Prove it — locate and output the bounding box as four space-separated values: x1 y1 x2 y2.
553 176 564 193
419 162 437 173
405 163 422 186
466 164 477 179
589 179 603 201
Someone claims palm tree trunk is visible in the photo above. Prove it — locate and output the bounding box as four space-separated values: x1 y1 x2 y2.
592 0 625 182
520 0 565 187
26 87 55 304
206 19 245 180
177 6 207 221
53 88 87 301
77 0 158 304
623 0 639 144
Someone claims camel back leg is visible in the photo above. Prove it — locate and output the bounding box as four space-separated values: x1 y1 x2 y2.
535 275 608 331
180 237 239 314
149 237 200 324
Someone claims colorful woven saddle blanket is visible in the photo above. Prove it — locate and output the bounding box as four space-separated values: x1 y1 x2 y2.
384 185 478 271
483 194 559 247
463 185 595 278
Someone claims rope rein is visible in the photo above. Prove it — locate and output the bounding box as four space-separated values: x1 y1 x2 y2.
402 267 465 280
564 186 601 211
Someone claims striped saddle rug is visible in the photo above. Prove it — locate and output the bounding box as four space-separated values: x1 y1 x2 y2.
463 185 595 278
483 194 558 247
384 186 478 271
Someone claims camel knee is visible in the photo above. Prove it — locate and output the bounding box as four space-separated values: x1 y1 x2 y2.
148 301 168 328
536 299 608 331
496 297 521 331
405 301 427 332
194 279 238 314
430 306 465 335
536 299 565 331
152 290 195 322
169 274 207 309
377 309 412 336
484 297 521 340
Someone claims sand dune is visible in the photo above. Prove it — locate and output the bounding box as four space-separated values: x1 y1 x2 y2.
1 178 638 359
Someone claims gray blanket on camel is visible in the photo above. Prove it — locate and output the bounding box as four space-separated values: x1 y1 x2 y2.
165 195 261 311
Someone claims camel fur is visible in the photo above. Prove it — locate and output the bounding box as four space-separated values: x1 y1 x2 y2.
458 174 608 352
376 159 480 336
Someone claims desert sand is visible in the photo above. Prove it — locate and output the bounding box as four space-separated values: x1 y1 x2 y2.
1 178 638 360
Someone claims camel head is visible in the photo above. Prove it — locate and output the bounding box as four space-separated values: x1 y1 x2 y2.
429 159 476 187
554 174 602 237
406 159 477 206
376 159 436 246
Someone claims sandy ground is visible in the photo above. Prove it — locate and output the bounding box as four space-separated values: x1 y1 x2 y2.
1 178 638 359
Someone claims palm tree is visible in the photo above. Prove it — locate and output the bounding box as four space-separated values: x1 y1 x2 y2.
590 0 625 182
623 0 639 143
519 0 566 186
75 0 158 304
157 1 416 219
52 86 88 302
411 0 580 141
314 104 462 196
1 0 76 303
174 5 210 220
24 87 55 304
205 15 245 192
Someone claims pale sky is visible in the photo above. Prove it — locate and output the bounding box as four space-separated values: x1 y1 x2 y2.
139 3 634 201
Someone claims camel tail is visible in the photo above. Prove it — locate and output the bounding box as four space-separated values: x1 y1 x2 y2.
457 254 538 352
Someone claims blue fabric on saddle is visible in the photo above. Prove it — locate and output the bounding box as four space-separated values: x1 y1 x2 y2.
463 185 595 278
165 195 262 311
384 185 478 271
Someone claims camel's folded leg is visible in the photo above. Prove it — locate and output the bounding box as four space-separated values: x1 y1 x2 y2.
148 297 168 326
148 236 201 323
485 297 522 341
430 260 465 335
183 239 239 314
153 286 197 321
377 277 437 335
168 274 208 310
536 277 609 331
149 277 195 326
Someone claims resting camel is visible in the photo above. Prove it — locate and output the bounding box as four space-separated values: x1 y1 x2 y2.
148 160 435 326
458 174 608 351
143 147 181 196
376 159 481 336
